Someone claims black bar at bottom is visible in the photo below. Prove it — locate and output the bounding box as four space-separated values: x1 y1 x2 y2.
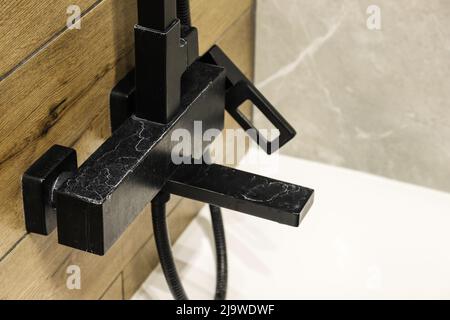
166 163 314 227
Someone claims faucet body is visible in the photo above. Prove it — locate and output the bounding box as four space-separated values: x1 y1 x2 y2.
57 62 225 254
22 0 314 256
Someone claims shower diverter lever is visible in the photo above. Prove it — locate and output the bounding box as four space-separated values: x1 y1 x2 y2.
201 46 297 154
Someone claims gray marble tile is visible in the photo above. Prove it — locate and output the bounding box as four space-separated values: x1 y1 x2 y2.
255 0 450 192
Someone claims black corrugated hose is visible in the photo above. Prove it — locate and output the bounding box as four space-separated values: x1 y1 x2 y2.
152 192 188 300
152 193 228 300
151 1 228 300
176 0 192 26
209 204 228 300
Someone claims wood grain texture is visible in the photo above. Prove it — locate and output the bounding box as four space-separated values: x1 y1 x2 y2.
0 0 254 299
100 274 123 300
122 8 255 299
0 0 253 79
0 0 98 78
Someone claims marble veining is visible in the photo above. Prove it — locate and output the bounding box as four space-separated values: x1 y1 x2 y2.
59 61 224 204
255 0 450 193
170 163 314 215
61 117 166 204
257 17 343 90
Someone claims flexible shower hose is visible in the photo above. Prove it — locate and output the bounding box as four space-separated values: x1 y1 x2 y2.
151 0 228 300
152 193 228 300
176 0 192 26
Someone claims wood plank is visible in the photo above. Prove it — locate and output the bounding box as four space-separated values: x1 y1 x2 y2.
0 0 252 261
0 205 147 299
0 0 97 78
100 274 123 300
122 8 256 299
0 0 137 263
191 0 252 54
0 0 253 79
0 0 254 299
221 5 255 130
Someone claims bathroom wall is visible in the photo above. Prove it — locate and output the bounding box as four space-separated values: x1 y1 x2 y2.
255 0 450 192
0 0 254 299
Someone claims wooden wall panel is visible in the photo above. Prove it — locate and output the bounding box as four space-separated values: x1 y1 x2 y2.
0 0 137 264
0 0 252 262
0 0 98 78
0 0 252 79
100 274 123 300
0 0 254 299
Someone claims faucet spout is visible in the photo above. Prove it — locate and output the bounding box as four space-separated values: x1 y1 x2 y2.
166 162 314 227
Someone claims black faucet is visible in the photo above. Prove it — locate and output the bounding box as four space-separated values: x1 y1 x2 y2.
22 0 314 257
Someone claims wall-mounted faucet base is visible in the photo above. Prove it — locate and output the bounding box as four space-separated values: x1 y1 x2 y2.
22 4 314 256
57 62 226 255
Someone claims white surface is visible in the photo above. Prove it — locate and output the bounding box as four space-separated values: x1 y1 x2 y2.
133 149 450 299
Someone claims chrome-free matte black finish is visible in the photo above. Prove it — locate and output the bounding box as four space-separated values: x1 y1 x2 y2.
22 0 314 256
134 21 186 123
166 163 314 227
201 46 297 154
137 0 177 30
111 25 199 131
56 62 225 255
22 145 77 235
110 69 136 133
134 0 199 124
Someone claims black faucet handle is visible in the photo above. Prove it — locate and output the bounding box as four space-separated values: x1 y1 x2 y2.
201 45 296 154
22 145 78 235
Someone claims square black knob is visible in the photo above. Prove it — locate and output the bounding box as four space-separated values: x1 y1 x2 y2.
22 145 77 235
